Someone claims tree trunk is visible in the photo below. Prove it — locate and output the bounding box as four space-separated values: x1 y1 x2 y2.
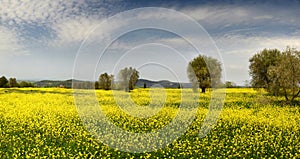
291 90 300 102
201 87 206 93
284 93 289 101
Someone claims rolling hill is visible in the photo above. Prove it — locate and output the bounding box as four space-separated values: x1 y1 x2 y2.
34 79 193 88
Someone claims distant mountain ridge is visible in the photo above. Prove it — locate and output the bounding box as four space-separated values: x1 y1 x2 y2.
34 79 193 88
136 79 192 88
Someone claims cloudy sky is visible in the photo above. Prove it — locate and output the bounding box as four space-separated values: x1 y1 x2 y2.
0 0 300 85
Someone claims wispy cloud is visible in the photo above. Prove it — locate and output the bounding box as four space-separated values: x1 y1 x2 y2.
0 26 26 55
0 0 119 49
216 35 300 55
181 4 300 36
0 0 300 84
49 17 101 47
0 0 74 24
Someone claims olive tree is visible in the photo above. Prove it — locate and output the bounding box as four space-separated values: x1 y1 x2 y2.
249 47 300 102
249 48 281 91
267 47 300 102
187 55 222 93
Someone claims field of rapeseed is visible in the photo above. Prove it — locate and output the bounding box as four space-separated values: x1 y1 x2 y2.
0 88 299 158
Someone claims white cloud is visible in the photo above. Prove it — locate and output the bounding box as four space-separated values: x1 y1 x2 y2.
0 0 74 24
0 1 299 84
181 5 300 31
214 34 300 85
181 6 253 26
0 26 25 55
0 0 83 53
49 17 101 47
49 8 194 48
216 35 300 56
48 16 129 48
0 0 114 50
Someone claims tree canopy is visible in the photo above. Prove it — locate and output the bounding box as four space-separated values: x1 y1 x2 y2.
225 81 237 88
187 55 222 93
118 67 139 92
9 78 18 88
98 73 114 90
249 48 281 90
0 76 8 88
249 47 300 102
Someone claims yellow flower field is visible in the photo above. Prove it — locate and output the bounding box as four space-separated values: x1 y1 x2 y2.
0 88 299 158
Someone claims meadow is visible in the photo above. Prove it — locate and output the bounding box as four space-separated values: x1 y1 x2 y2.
0 88 299 158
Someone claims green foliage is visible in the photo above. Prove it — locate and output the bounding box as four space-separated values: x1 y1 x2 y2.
225 81 237 88
118 67 139 92
0 76 35 88
187 55 222 93
19 81 34 87
0 76 8 88
249 48 281 89
98 73 114 90
249 47 300 102
95 81 99 89
8 78 19 87
267 47 300 102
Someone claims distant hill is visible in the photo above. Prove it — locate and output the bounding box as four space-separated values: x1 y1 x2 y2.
136 79 192 88
34 79 84 88
34 79 193 88
136 79 178 88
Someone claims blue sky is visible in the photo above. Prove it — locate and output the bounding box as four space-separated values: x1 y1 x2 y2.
0 0 300 85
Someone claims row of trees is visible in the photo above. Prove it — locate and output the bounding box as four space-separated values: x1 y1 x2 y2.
94 46 300 102
94 54 223 93
95 56 223 93
249 46 300 102
0 76 34 88
95 67 139 92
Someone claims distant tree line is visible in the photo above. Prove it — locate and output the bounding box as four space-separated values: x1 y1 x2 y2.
224 81 237 88
0 76 34 88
